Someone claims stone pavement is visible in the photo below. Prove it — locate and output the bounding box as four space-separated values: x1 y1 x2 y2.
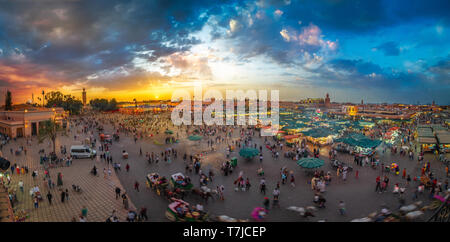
103 116 448 222
2 122 135 222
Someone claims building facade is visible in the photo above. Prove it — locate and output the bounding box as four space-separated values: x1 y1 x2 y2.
0 107 68 138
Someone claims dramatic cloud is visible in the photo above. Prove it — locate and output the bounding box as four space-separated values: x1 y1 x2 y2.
0 0 449 104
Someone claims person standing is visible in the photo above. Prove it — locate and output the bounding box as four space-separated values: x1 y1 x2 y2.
33 196 39 209
126 164 130 172
122 193 129 209
139 207 148 221
57 172 63 186
61 190 66 203
219 185 225 200
446 166 449 178
65 189 69 201
342 169 347 181
402 168 406 179
81 206 88 218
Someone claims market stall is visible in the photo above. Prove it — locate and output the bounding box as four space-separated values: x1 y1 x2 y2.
418 137 437 152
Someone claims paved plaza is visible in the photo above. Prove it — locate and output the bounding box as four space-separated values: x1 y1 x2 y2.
100 114 448 222
2 124 135 222
2 113 448 222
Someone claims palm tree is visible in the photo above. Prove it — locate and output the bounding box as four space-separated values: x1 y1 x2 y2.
41 90 45 107
38 119 65 154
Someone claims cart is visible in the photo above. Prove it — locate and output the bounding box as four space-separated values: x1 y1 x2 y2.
146 173 169 195
165 198 209 222
169 172 193 191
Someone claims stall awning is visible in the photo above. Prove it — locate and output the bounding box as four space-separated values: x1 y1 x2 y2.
418 137 437 144
284 134 300 140
437 134 450 144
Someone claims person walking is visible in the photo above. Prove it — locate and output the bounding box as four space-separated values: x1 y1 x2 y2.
260 178 266 195
338 201 346 215
355 170 359 179
263 197 270 211
446 166 449 178
375 176 381 192
273 187 280 200
115 187 121 199
122 193 129 209
126 164 130 172
47 191 53 205
134 181 140 192
402 168 406 179
139 207 148 221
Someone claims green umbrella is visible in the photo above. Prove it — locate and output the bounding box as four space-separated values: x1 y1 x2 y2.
296 157 324 169
165 130 174 134
239 147 259 159
188 135 203 141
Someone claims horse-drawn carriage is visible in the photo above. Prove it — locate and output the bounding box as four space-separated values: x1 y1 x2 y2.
165 198 209 222
146 173 169 196
191 186 215 202
170 172 194 191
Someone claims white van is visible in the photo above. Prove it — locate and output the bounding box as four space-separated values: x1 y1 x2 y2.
70 145 96 159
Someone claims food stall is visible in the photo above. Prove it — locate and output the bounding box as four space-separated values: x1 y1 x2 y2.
418 137 437 152
436 133 450 153
284 134 300 147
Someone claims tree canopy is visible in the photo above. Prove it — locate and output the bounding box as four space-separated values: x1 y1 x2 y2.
45 91 83 115
90 98 118 111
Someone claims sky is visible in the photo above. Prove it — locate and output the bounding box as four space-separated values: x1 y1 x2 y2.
0 0 449 104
